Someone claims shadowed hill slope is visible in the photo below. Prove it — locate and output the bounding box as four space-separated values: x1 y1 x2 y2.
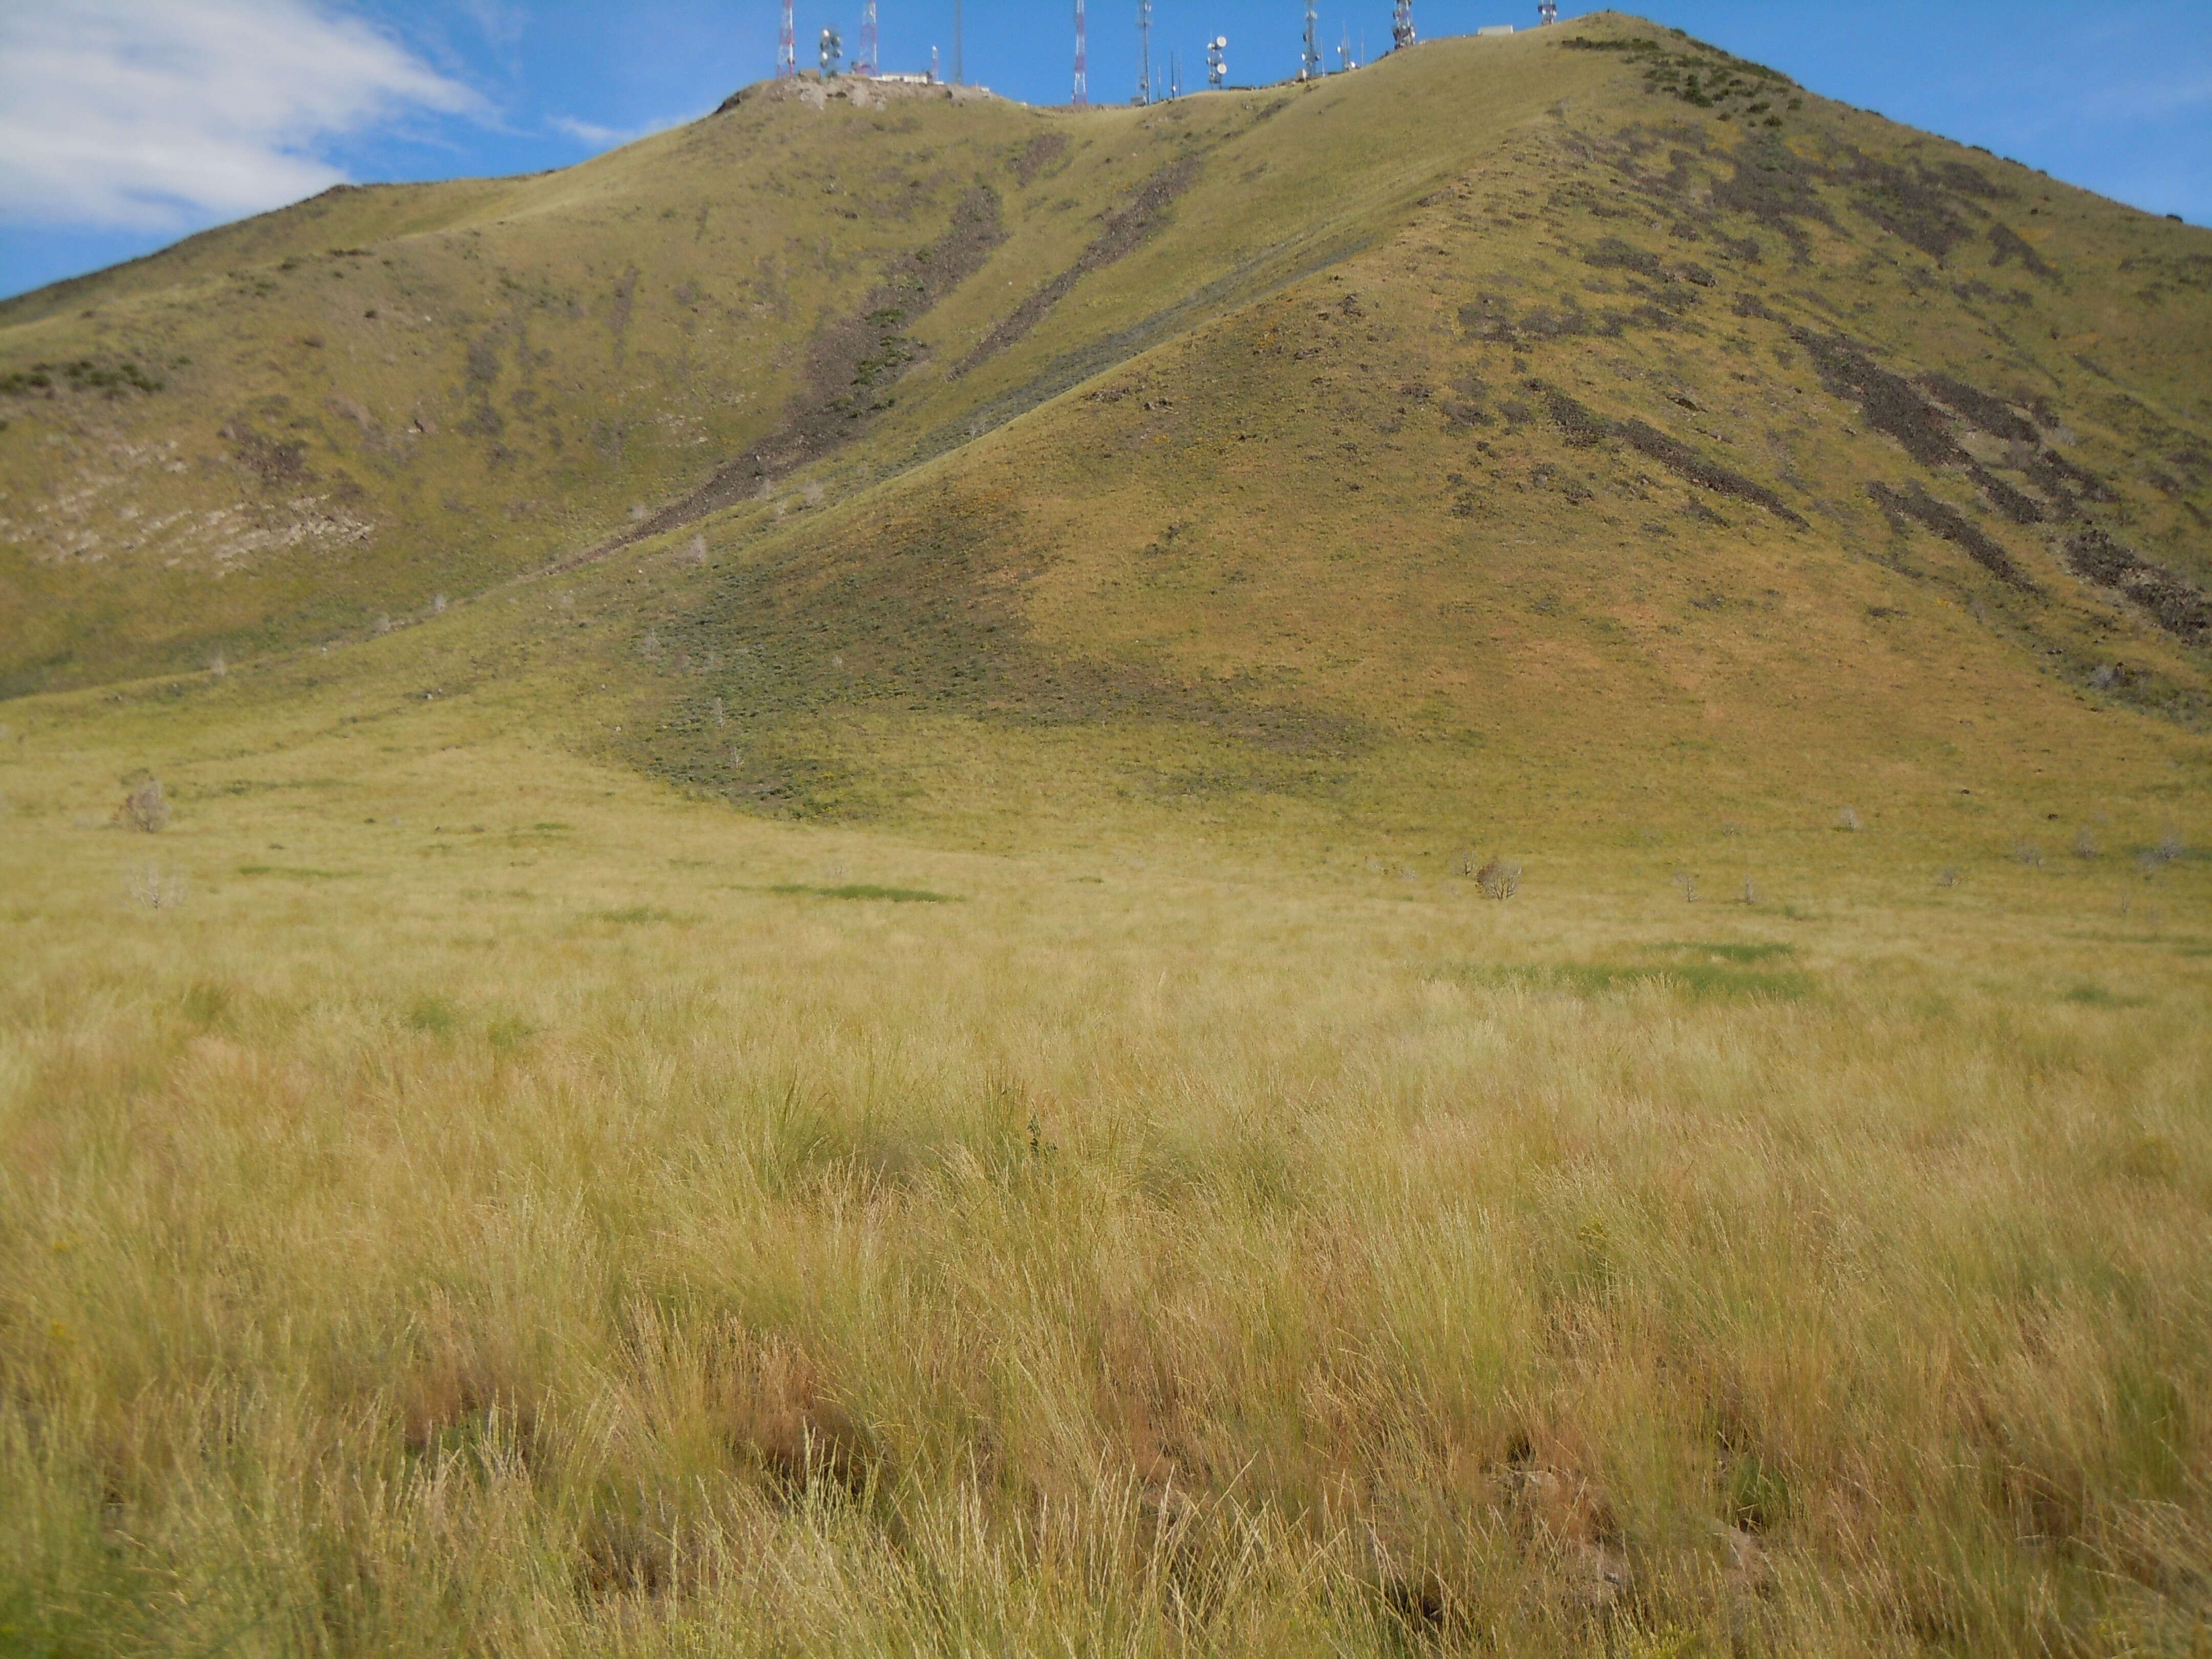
4 13 2209 849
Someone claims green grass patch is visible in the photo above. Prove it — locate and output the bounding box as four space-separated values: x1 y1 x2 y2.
1457 962 1814 1002
235 863 353 880
1641 940 1797 964
2062 984 2149 1008
404 995 461 1035
486 1014 540 1053
595 905 678 924
765 883 957 903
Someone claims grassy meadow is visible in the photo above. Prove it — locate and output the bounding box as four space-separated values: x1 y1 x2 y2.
4 653 2209 1657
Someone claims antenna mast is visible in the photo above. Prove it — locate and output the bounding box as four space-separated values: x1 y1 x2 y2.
953 0 963 82
819 24 843 75
1206 34 1227 86
856 1 877 74
1073 0 1088 106
1137 0 1152 104
1392 1 1414 51
777 0 795 77
1302 1 1321 81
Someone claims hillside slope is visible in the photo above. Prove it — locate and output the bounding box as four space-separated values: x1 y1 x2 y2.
3 12 2209 852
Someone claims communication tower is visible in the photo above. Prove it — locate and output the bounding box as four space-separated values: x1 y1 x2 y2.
1537 0 1557 22
1337 27 1353 70
1073 0 1088 106
777 0 796 77
1301 1 1321 81
953 0 963 82
1171 48 1181 97
1136 0 1153 104
819 25 843 75
856 1 877 74
1392 1 1414 51
1206 34 1227 86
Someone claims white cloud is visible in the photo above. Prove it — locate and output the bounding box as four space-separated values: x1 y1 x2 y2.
0 0 481 232
547 113 681 151
548 115 624 146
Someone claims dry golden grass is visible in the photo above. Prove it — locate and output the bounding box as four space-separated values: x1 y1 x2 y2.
3 676 2208 1656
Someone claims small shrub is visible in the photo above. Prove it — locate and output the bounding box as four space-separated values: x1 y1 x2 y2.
1476 857 1521 900
1836 806 1861 832
2014 842 2043 868
2073 826 2099 859
117 776 169 833
373 613 391 636
126 863 186 909
1740 878 1757 905
432 593 448 615
1674 870 1698 903
1936 866 1961 888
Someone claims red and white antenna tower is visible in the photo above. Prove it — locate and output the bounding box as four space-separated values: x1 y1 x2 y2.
1073 0 1088 107
857 1 878 75
777 0 795 77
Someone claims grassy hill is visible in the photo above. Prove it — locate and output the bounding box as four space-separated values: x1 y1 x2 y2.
3 14 2210 1656
4 16 2207 849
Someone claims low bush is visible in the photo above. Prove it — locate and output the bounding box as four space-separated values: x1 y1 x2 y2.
116 776 169 833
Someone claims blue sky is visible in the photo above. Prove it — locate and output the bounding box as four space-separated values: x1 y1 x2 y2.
3 0 2207 300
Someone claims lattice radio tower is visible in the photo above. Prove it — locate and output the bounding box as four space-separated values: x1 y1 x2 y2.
777 0 795 77
1301 0 1321 80
1073 1 1089 107
1136 0 1153 104
856 1 877 74
1392 1 1415 52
